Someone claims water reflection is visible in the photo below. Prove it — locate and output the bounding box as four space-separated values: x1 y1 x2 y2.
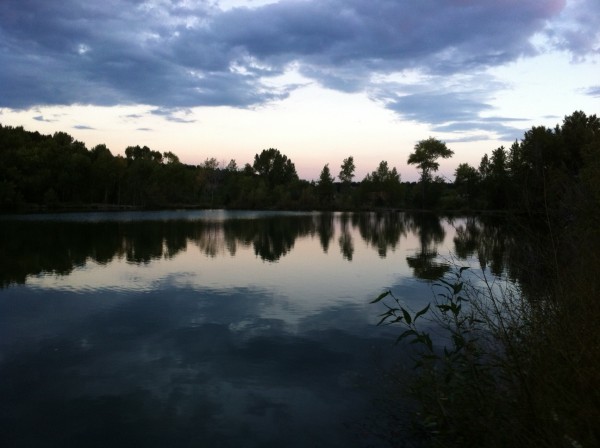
0 211 518 447
338 213 354 261
0 211 523 288
405 213 450 280
316 212 335 253
452 215 517 279
0 286 391 447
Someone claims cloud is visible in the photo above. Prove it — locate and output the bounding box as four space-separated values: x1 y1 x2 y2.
0 0 594 130
542 0 600 56
33 115 56 122
432 121 523 141
150 107 196 123
369 74 525 140
582 86 600 97
73 124 95 130
444 134 494 144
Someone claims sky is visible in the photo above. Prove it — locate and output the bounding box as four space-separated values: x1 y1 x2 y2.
0 0 599 182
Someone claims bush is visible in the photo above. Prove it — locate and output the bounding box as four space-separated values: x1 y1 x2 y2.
373 263 599 448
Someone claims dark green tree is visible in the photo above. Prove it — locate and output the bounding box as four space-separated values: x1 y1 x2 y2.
200 158 221 207
478 146 510 209
90 144 116 203
454 163 480 208
339 156 355 184
408 137 454 183
408 137 453 208
252 148 298 187
338 156 356 207
317 163 335 207
361 161 402 207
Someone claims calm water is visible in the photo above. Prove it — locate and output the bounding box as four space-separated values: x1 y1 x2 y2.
0 210 505 447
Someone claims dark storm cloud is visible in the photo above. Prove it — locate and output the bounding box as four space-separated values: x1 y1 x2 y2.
0 0 594 128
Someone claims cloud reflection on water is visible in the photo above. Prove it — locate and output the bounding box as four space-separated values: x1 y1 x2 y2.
0 211 515 447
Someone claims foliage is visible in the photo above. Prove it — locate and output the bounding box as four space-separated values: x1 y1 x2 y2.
339 156 356 184
373 210 600 448
475 111 600 214
360 161 403 208
317 163 335 207
337 156 357 208
373 269 510 447
453 163 479 209
407 138 453 209
1 110 599 213
252 148 298 187
408 138 453 184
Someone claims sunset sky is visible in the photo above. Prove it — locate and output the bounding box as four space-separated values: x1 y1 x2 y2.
1 0 598 181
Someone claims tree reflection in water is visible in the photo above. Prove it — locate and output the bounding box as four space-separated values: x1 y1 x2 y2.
0 210 561 448
0 211 523 288
405 213 450 280
338 213 354 261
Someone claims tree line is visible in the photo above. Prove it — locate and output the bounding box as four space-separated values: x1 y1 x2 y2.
1 110 598 217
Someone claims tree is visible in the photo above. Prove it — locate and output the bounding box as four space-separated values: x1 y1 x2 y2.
338 156 356 207
317 163 335 206
408 138 453 208
252 148 298 187
339 156 355 184
162 151 180 164
368 160 400 184
408 137 454 183
202 157 219 171
125 145 163 163
488 146 509 208
225 159 238 172
201 158 221 206
361 161 402 207
479 153 491 180
454 163 479 208
90 144 116 203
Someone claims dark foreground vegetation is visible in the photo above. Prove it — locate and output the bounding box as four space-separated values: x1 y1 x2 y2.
371 112 600 447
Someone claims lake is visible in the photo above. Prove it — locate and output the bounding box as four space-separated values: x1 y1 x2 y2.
0 210 506 447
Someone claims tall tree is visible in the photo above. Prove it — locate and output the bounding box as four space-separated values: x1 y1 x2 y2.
339 156 355 184
408 137 454 183
201 158 221 206
361 160 402 207
90 144 115 203
408 137 453 208
367 160 400 184
317 163 335 206
454 163 480 208
338 156 356 207
252 148 298 187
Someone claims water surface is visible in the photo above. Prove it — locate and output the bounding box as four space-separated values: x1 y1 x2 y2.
0 210 503 447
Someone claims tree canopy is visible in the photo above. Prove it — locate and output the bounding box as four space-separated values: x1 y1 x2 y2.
252 148 298 187
1 111 598 214
339 156 355 184
408 137 454 183
317 163 335 207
